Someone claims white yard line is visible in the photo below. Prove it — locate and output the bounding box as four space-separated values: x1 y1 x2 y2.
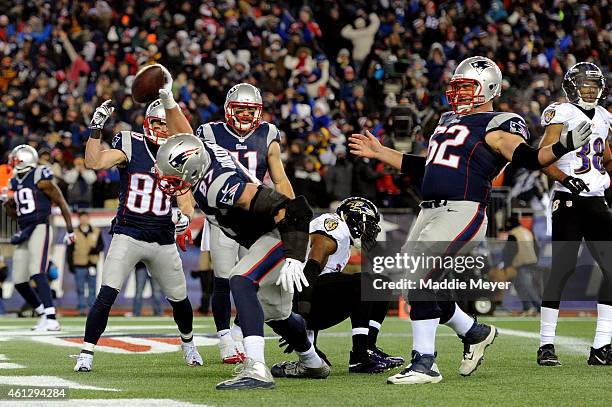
498 328 591 355
0 376 119 392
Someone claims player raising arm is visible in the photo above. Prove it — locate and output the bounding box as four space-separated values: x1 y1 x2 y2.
348 56 591 386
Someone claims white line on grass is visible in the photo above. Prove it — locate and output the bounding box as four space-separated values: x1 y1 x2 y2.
0 376 119 392
498 328 591 355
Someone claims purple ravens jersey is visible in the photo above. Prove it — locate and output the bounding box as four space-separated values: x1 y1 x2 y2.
195 121 280 182
422 111 530 203
111 131 175 244
9 166 54 230
192 141 276 248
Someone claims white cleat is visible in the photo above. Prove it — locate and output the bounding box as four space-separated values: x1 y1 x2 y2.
74 353 93 372
459 324 498 376
387 352 442 385
45 319 61 331
181 341 203 367
31 315 47 331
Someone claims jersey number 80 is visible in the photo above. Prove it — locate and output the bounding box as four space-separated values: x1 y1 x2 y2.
126 174 171 215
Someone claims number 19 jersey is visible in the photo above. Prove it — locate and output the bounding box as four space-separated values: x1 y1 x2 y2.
541 103 612 197
422 111 531 204
110 131 174 244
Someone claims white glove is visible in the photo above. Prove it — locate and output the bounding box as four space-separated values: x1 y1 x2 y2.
89 99 114 130
172 209 190 235
156 64 173 92
275 258 309 294
0 187 8 202
159 88 177 110
63 232 76 245
559 120 592 150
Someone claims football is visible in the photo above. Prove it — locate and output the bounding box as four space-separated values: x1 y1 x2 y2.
131 64 166 104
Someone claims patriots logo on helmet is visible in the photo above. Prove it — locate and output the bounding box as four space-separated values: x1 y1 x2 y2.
169 147 200 170
470 60 492 73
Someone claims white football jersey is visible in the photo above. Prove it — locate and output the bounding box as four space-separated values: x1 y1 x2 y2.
309 213 352 275
541 102 612 196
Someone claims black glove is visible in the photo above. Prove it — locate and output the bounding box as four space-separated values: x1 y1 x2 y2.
561 176 590 195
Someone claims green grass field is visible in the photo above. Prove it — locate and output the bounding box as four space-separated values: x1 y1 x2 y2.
0 316 610 406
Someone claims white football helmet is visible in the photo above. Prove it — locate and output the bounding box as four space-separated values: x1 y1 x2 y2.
9 145 38 174
143 99 168 145
446 56 502 114
155 133 210 195
224 83 263 133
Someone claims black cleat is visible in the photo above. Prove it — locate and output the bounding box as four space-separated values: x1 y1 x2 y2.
349 351 391 374
537 344 561 366
588 345 612 366
370 346 405 368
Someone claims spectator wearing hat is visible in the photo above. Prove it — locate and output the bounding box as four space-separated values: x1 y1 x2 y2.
341 11 380 70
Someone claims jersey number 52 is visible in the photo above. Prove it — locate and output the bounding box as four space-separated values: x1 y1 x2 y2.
426 125 470 168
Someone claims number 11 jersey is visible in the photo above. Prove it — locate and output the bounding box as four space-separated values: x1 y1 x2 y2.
196 121 280 183
421 111 531 204
541 102 611 197
110 131 174 244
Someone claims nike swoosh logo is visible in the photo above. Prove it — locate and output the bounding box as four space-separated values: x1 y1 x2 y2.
447 209 457 212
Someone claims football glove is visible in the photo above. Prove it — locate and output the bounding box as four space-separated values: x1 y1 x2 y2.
559 120 592 151
89 100 114 130
561 176 590 195
63 232 76 245
176 229 193 252
275 258 308 294
172 209 190 235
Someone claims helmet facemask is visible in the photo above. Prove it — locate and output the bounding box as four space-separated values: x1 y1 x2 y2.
562 63 608 110
446 78 485 114
154 165 192 196
225 101 263 133
143 117 169 145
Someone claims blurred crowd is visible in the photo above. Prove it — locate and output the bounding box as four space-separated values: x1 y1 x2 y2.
0 0 610 210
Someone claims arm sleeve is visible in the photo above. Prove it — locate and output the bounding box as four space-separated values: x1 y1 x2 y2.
486 113 531 142
207 171 248 210
111 131 132 162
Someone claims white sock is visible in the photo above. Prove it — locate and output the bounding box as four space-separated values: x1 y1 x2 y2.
180 331 193 342
352 327 369 336
369 320 382 330
540 307 559 346
217 329 233 345
82 342 95 353
593 303 612 349
44 307 56 316
444 304 474 336
34 305 44 316
297 344 323 368
230 324 243 342
306 329 315 344
412 318 439 355
243 335 265 364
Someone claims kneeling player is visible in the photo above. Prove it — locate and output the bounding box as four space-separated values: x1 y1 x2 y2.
273 197 404 376
156 133 330 390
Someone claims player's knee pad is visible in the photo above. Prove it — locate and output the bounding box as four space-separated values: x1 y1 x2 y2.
409 300 442 320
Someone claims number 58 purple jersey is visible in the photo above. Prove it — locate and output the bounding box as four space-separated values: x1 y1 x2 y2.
422 111 531 204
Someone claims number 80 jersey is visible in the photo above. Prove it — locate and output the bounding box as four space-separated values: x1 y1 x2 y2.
111 131 174 244
421 111 531 204
541 102 612 197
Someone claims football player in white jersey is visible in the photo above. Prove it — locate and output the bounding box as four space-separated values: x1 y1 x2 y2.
537 62 612 366
271 197 404 377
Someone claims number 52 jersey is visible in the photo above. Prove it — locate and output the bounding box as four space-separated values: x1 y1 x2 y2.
421 111 531 204
541 103 612 196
